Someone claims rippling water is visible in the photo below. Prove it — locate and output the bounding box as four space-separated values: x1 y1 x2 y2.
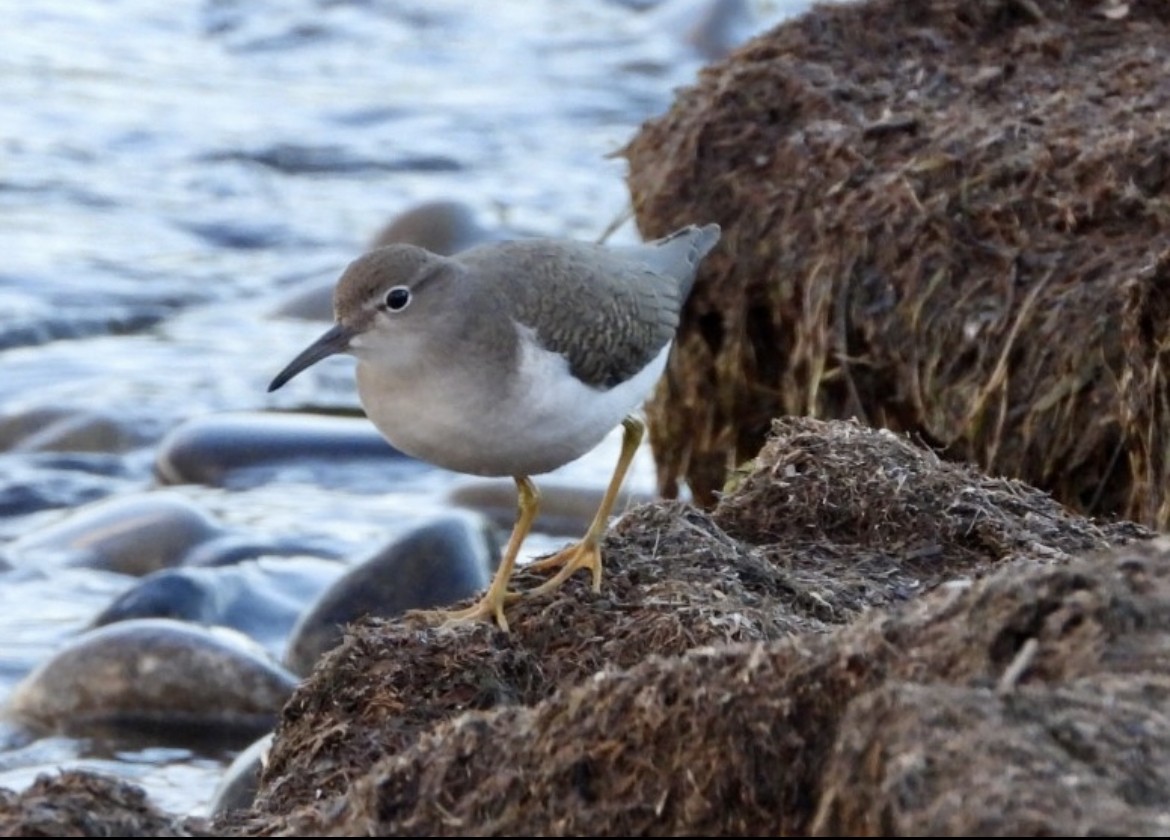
0 0 807 816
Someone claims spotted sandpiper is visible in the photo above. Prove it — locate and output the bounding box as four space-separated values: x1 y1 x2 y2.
268 223 721 631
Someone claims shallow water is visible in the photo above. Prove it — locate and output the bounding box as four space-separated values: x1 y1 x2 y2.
0 0 812 817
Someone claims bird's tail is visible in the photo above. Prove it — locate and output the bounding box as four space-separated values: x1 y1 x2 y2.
619 223 722 299
688 223 721 262
660 223 721 300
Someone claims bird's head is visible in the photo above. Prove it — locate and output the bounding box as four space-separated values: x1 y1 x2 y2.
267 245 464 392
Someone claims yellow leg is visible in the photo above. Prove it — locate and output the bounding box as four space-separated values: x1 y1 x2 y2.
527 415 643 596
421 475 538 632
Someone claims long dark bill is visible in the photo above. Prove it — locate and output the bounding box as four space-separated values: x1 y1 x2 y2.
268 323 357 392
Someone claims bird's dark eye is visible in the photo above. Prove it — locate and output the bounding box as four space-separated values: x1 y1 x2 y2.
384 286 411 311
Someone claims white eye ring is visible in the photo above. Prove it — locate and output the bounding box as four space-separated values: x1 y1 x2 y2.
384 285 411 311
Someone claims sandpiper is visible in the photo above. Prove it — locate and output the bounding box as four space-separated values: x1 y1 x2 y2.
269 223 720 630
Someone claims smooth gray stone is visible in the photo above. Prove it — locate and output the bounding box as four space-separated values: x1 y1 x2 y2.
154 411 411 489
270 199 511 322
0 455 131 519
0 407 73 451
367 199 506 254
3 492 224 576
207 144 460 175
181 533 348 567
264 278 336 323
445 477 655 538
284 513 500 675
91 557 347 658
179 218 291 250
663 0 755 61
8 410 140 454
4 619 297 742
208 732 273 817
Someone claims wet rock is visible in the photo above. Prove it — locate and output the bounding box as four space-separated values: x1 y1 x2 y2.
0 307 169 352
177 218 293 251
207 733 272 818
283 513 500 675
154 411 412 490
3 492 224 576
367 198 509 254
0 456 128 519
4 409 142 454
652 0 756 61
5 619 297 743
180 532 347 568
264 280 337 323
446 476 653 537
91 557 346 658
0 407 72 450
0 770 204 836
271 199 511 322
205 144 461 175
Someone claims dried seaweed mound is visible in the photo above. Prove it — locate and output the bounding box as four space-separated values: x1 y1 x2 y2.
223 419 1149 834
710 416 1150 619
0 771 204 837
252 537 1170 836
624 0 1170 527
716 416 1145 555
247 508 820 818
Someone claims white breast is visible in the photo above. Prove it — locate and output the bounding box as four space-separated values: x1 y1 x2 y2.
355 334 670 478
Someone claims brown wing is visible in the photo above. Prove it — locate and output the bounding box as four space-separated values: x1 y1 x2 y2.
463 240 686 390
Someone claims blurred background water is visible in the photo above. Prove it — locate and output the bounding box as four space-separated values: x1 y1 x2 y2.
0 0 812 816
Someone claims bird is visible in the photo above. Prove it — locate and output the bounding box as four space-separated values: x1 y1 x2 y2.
268 223 721 631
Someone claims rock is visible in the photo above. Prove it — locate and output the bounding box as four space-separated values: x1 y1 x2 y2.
0 770 204 836
2 492 224 576
5 619 297 743
651 0 756 62
270 199 511 322
177 218 292 250
445 477 654 537
268 281 343 324
367 199 508 254
179 533 348 568
0 406 142 454
622 0 1170 529
7 409 141 454
207 733 272 818
283 513 500 675
0 454 133 518
154 411 412 489
91 557 346 659
0 407 74 451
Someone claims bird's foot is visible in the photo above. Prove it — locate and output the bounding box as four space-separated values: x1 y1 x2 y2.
414 587 519 632
525 538 603 597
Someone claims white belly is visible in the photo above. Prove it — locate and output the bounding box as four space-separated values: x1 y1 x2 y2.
355 342 670 477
